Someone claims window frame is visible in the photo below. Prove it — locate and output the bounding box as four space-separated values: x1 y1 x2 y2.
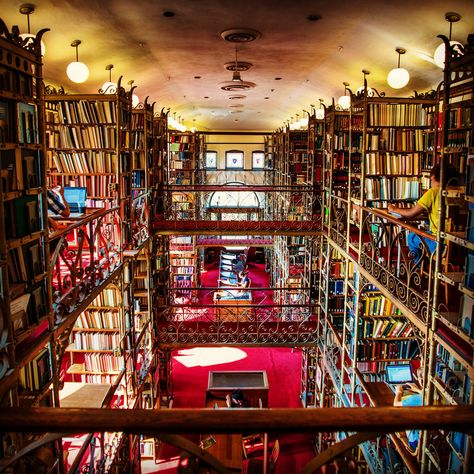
205 150 218 170
251 150 265 170
225 150 244 170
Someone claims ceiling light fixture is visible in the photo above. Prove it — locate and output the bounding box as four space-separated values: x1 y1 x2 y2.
19 4 46 56
315 99 325 120
66 40 89 84
128 80 140 108
191 119 196 134
337 82 351 110
220 28 261 43
434 12 462 69
101 64 117 94
387 48 410 89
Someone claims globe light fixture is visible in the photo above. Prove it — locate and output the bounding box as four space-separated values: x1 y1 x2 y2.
19 4 46 56
66 40 89 83
101 64 117 94
387 48 410 89
191 119 197 133
337 82 351 110
315 99 325 120
434 12 462 69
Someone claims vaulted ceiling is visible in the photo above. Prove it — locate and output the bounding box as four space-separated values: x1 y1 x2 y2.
3 0 474 131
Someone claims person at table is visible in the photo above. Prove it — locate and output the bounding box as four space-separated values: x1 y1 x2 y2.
219 270 251 290
47 185 70 230
393 368 423 453
226 389 249 408
387 163 458 265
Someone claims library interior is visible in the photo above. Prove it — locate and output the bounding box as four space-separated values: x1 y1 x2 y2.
1 1 474 473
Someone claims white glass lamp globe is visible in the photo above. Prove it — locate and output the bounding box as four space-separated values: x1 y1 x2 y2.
315 108 325 120
433 41 463 69
19 33 46 56
387 67 410 89
66 61 89 83
337 95 351 110
132 94 140 108
102 81 117 94
299 116 309 128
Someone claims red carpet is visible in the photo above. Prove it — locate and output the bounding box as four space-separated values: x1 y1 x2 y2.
143 259 315 472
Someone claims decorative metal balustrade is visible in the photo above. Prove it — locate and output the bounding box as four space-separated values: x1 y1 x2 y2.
49 207 122 323
357 207 435 327
154 288 319 345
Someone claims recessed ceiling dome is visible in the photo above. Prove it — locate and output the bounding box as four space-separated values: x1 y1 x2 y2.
220 28 261 42
228 95 246 100
220 81 256 91
224 61 253 72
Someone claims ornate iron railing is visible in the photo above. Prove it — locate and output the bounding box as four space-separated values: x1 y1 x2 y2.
358 207 435 326
49 207 122 323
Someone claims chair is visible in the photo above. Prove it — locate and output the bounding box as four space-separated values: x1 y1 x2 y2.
246 439 280 474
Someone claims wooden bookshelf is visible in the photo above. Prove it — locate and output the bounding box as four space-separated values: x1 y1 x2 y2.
0 21 58 470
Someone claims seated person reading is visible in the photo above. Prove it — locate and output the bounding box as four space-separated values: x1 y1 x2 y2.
226 389 249 408
232 254 246 273
388 164 458 265
393 367 423 453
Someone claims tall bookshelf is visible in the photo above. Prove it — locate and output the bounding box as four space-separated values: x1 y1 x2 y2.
0 23 60 471
423 35 474 473
44 79 133 246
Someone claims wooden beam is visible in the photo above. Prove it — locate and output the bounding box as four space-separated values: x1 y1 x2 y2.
1 406 473 435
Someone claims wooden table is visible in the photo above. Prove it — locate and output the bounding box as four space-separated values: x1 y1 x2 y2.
213 290 252 321
206 370 269 408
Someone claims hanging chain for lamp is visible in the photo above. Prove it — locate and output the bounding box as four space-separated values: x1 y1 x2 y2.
232 47 242 82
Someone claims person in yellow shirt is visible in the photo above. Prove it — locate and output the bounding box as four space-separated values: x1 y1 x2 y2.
388 164 458 265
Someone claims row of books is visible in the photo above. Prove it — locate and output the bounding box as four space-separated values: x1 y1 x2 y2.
170 160 193 170
4 195 40 239
83 353 125 372
8 243 43 284
333 132 363 151
169 133 192 143
75 309 122 330
91 289 121 307
365 176 420 201
0 68 33 98
53 99 129 126
446 106 472 129
72 332 122 351
334 115 364 131
360 294 403 317
19 347 51 392
1 148 41 193
365 128 426 152
356 339 419 360
446 130 472 148
359 318 413 338
49 150 119 174
131 170 145 188
367 103 432 127
51 124 125 150
51 175 116 199
365 152 421 176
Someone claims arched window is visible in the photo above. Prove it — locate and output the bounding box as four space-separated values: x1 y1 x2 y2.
205 150 217 169
252 151 265 170
225 150 244 170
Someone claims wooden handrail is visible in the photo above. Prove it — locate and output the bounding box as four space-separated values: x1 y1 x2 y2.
1 406 472 435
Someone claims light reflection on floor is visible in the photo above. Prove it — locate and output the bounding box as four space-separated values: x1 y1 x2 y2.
173 347 248 367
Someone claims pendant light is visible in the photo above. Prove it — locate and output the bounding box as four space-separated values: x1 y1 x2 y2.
19 4 46 56
101 64 117 93
128 80 140 108
232 47 242 82
387 48 410 89
433 12 462 69
337 82 351 110
315 99 325 120
191 119 197 133
66 40 89 83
